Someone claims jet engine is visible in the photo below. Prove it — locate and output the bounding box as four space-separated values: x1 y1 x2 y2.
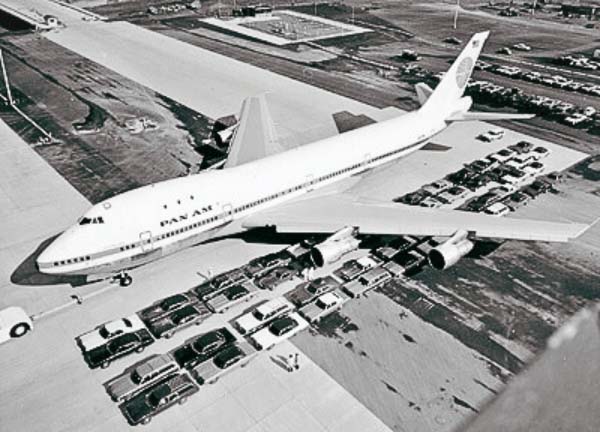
428 230 474 270
310 227 360 267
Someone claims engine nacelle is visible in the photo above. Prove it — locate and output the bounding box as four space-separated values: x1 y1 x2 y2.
311 227 360 267
428 230 474 270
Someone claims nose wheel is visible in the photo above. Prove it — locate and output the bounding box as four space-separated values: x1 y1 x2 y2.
113 272 132 287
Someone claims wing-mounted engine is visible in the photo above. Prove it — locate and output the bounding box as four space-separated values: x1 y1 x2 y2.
428 230 473 270
311 226 360 267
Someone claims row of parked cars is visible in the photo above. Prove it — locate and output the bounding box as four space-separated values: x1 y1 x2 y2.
476 59 600 97
395 138 562 218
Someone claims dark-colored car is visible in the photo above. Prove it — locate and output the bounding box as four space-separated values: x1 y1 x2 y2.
393 190 429 205
466 192 503 212
445 167 476 185
255 266 297 290
146 304 211 339
333 259 365 282
544 171 564 185
509 141 534 154
244 251 292 277
213 345 245 370
503 191 531 210
172 328 235 369
85 330 154 369
522 179 552 198
139 293 195 322
393 250 426 274
532 146 549 157
269 316 298 337
286 276 340 307
121 373 199 425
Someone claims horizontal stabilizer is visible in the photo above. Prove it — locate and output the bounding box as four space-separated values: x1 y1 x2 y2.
447 111 535 122
415 83 433 106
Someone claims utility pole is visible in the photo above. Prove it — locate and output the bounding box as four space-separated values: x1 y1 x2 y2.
351 5 355 24
0 49 14 106
314 1 317 16
453 0 460 30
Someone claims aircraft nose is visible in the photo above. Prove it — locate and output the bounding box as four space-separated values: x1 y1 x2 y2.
36 241 60 274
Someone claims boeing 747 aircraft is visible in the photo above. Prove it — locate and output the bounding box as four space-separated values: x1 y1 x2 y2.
36 32 588 286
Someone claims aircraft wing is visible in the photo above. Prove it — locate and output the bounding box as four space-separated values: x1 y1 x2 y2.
224 94 285 168
242 194 588 242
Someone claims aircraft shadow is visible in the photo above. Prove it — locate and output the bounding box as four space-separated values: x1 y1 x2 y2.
10 235 87 287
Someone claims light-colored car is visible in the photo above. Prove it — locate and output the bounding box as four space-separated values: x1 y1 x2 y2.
234 297 293 335
251 312 309 350
343 267 392 298
106 353 180 402
0 306 32 344
484 202 511 216
478 128 505 142
422 179 452 195
205 281 258 313
513 43 531 51
564 113 590 126
437 185 469 204
79 314 146 351
419 196 444 208
299 290 349 323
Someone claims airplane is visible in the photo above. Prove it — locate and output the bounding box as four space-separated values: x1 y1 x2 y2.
36 31 588 286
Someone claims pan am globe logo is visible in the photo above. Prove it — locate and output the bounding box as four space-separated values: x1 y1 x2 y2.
455 57 474 88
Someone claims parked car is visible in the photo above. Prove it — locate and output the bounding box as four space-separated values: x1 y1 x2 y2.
205 281 258 313
234 297 294 335
522 161 545 176
443 36 462 45
106 354 180 402
522 179 552 197
437 185 470 204
255 265 298 290
531 146 550 159
508 140 534 154
287 276 341 307
192 344 248 385
194 267 248 300
146 303 211 339
503 191 531 210
121 373 199 425
138 293 198 323
484 202 511 216
250 312 309 350
172 328 236 369
419 196 444 208
422 179 452 195
489 148 515 163
79 314 147 352
343 267 391 298
392 250 425 275
497 47 512 55
478 128 505 142
334 255 380 282
299 290 348 323
544 171 564 185
244 251 292 278
84 330 154 369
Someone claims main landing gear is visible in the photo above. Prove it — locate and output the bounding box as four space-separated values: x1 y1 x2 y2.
113 272 133 287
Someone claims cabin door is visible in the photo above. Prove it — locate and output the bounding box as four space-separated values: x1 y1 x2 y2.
222 203 234 223
139 231 154 253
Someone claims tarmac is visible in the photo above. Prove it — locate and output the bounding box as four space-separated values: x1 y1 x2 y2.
0 1 596 431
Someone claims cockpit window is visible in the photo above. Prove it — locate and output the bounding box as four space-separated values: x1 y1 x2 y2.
79 216 104 225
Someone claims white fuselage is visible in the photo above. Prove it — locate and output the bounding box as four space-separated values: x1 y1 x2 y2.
36 110 446 277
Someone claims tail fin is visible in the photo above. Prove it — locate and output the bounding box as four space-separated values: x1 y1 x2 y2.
420 31 489 117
